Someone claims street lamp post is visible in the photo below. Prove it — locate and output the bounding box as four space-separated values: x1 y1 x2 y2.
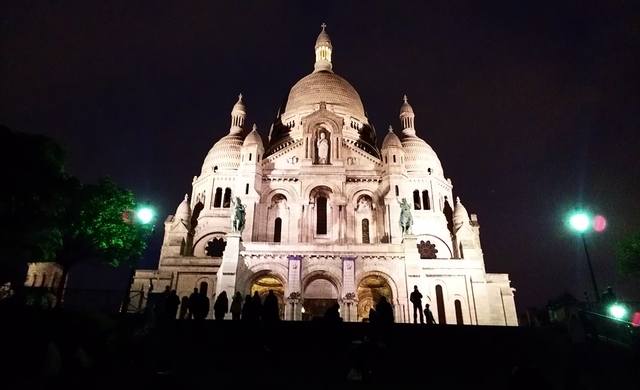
570 213 600 303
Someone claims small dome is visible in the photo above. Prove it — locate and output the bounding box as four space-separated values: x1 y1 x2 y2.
201 133 244 173
381 126 402 149
175 194 191 222
400 95 414 116
315 23 332 48
453 197 470 230
401 134 444 176
243 124 263 148
232 93 245 116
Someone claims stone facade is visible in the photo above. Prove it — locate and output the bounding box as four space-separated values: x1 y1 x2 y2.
131 25 518 325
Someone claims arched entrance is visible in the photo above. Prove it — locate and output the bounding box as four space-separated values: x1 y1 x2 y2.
357 275 393 322
250 275 285 320
302 277 339 320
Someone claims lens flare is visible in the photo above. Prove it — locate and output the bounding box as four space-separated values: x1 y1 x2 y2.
593 215 607 232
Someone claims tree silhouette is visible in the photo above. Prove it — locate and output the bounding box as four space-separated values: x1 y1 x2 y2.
0 125 71 299
616 230 640 278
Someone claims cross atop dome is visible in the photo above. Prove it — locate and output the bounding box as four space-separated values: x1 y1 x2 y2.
238 93 243 101
314 23 333 73
403 95 408 103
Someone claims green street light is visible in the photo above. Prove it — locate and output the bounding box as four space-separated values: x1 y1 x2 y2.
569 210 600 304
136 207 154 224
569 213 590 232
609 304 627 320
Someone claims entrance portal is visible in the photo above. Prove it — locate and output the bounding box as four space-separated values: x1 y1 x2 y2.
250 275 285 320
303 278 338 321
357 275 393 321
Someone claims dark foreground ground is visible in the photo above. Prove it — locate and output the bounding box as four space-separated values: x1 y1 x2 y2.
1 308 638 389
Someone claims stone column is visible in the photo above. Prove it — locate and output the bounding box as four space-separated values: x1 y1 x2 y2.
341 256 357 322
215 232 242 301
285 255 302 321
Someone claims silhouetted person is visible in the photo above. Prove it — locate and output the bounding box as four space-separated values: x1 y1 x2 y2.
263 290 280 322
601 286 616 305
230 291 243 320
410 285 424 324
188 288 199 319
242 294 254 321
179 296 189 319
214 291 229 321
368 308 377 323
424 303 437 324
165 290 180 320
192 291 209 321
324 303 342 323
375 297 394 324
252 291 263 320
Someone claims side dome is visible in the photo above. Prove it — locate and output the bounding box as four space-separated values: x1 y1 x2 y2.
381 126 402 149
401 135 444 176
175 194 192 223
243 124 263 148
201 133 244 173
283 71 365 118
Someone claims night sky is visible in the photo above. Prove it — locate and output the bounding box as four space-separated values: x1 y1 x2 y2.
2 1 639 310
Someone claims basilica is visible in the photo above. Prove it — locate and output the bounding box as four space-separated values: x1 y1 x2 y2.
130 25 518 325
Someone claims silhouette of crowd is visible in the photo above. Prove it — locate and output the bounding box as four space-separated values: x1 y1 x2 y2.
159 286 282 322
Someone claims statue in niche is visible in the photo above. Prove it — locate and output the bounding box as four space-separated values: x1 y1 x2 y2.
356 196 372 212
398 198 413 235
230 197 246 233
316 131 329 164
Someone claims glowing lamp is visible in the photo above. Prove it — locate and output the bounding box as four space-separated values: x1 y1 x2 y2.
609 304 627 320
569 213 590 232
136 207 154 224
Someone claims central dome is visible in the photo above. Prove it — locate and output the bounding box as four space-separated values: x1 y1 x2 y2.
283 70 365 118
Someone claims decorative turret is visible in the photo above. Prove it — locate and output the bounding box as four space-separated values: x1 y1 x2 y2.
175 194 192 224
230 93 246 134
399 95 416 135
314 23 333 73
200 94 246 173
453 196 471 232
381 125 402 149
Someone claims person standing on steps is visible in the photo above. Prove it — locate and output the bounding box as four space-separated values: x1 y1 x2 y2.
410 285 424 324
424 303 437 325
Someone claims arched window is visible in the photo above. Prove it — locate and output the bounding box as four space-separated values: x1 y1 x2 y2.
249 153 252 161
362 218 370 243
213 188 222 208
385 156 388 164
393 155 396 163
459 243 464 259
413 190 421 210
455 300 464 325
199 282 208 296
436 285 446 324
394 185 399 197
41 273 47 288
422 190 430 210
245 183 250 195
32 273 38 287
223 188 232 208
274 218 282 243
316 196 327 235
